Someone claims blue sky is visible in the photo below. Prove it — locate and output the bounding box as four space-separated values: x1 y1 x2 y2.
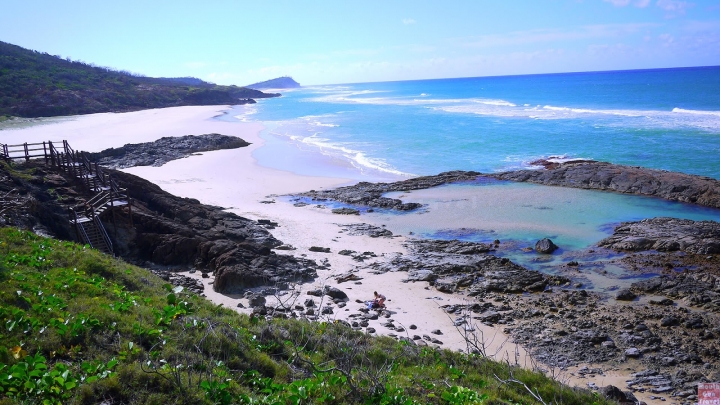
2 0 719 85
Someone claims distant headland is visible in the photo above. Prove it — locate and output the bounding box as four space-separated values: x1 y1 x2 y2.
246 76 301 90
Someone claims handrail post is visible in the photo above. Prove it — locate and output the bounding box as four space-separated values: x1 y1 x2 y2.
42 142 48 165
24 143 29 161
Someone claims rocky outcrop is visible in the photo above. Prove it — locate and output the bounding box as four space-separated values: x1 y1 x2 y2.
87 134 250 169
491 160 720 209
631 272 720 312
367 239 567 295
337 223 393 238
295 171 481 211
598 217 720 254
109 170 319 294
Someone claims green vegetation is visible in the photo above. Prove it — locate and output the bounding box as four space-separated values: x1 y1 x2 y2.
0 41 278 118
0 227 613 404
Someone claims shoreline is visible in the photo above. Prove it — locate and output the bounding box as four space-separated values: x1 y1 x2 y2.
4 105 718 405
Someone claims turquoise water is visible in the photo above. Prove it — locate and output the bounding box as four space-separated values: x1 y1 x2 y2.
224 67 720 277
376 179 720 252
230 66 720 181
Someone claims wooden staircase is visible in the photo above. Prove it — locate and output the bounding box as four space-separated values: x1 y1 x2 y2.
1 139 132 255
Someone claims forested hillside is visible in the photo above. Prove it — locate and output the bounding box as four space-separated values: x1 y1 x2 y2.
0 41 278 118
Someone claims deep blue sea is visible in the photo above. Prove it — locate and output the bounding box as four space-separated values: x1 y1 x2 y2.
225 66 720 182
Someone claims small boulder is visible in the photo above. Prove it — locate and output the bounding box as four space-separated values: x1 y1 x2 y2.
309 246 331 253
615 289 637 301
535 238 558 254
324 286 348 300
332 208 360 215
625 348 641 358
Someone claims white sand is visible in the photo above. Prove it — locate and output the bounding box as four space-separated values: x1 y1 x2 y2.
4 106 663 404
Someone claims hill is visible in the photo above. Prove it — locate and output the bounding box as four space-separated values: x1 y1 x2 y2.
247 76 300 89
0 41 279 118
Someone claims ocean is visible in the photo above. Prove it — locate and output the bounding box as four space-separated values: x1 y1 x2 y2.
222 67 720 285
222 66 720 182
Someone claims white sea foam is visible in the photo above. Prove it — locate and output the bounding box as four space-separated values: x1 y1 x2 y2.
303 87 720 132
297 134 411 176
267 118 412 177
232 105 257 122
672 108 720 117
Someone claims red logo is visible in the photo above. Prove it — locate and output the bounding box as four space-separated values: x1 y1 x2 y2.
699 383 720 405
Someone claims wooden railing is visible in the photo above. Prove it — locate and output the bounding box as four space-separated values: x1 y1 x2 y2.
4 139 132 256
0 141 55 164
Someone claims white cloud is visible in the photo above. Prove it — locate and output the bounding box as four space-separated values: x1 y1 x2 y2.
656 0 693 16
604 0 650 7
604 0 632 6
457 23 657 49
402 18 416 25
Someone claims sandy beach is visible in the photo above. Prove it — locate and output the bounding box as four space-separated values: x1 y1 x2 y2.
1 105 667 404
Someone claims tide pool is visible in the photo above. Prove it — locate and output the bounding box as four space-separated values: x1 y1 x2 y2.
365 179 720 269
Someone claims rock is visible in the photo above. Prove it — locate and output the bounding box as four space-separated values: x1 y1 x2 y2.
321 306 333 315
236 302 245 308
246 294 266 307
331 208 360 215
309 246 331 253
409 324 417 330
490 161 720 210
366 327 376 333
625 348 641 358
600 385 632 404
535 238 558 254
296 171 481 212
304 299 316 308
339 223 393 238
598 217 720 254
660 316 679 327
431 329 443 335
406 269 436 282
323 286 348 300
305 308 315 315
615 289 637 301
338 249 355 256
307 289 323 297
87 134 251 169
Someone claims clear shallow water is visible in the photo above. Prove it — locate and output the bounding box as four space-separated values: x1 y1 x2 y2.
232 66 720 181
371 179 720 248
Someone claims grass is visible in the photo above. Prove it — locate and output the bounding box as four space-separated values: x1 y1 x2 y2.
0 227 616 404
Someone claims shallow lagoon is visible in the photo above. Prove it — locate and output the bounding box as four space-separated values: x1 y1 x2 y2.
360 179 720 286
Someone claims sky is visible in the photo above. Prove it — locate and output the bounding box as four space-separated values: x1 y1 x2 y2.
2 0 720 86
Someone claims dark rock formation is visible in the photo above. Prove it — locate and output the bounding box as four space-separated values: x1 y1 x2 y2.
615 288 637 301
599 217 720 254
295 171 481 212
631 272 720 312
535 238 558 254
108 171 319 294
337 223 393 238
87 134 250 169
331 208 360 215
367 239 566 295
491 160 720 209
